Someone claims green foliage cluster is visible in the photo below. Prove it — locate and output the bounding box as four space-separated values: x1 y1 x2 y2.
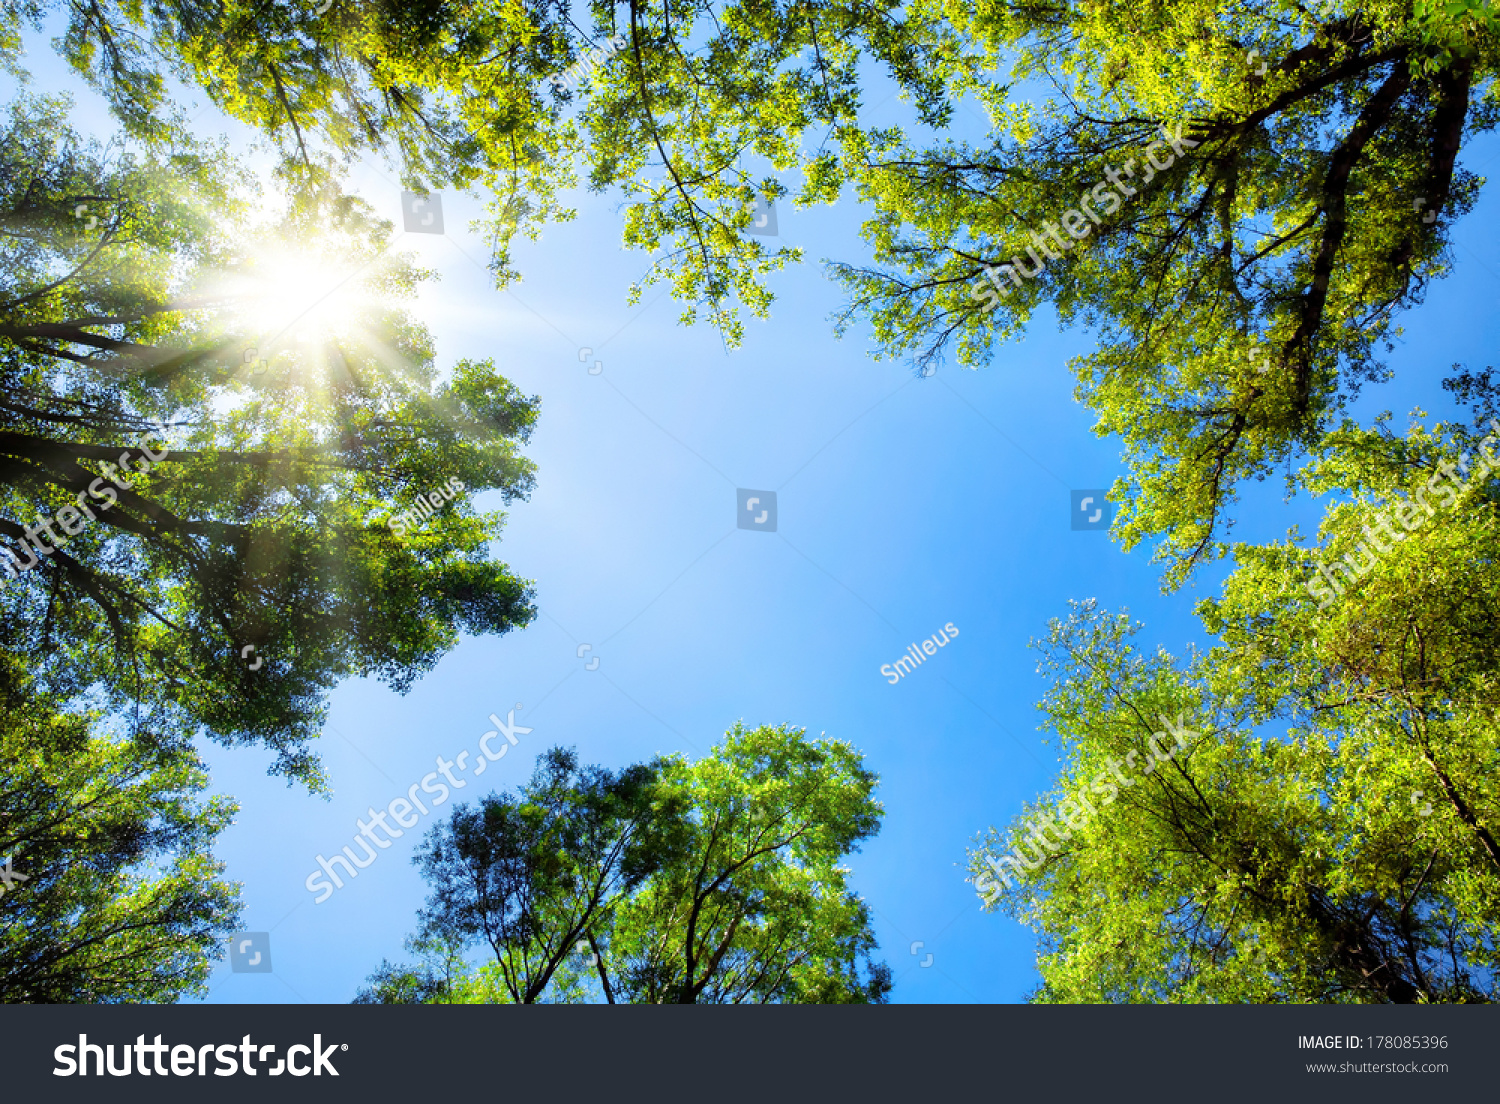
2 46 541 996
358 723 891 1004
0 94 540 788
5 0 966 342
836 0 1497 583
0 649 240 1002
972 413 1500 1001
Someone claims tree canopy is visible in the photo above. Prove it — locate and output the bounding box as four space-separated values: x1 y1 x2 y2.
13 0 1496 564
5 0 1498 1007
9 0 966 342
0 647 240 1003
836 0 1498 583
970 409 1500 1001
1 93 539 786
358 723 891 1003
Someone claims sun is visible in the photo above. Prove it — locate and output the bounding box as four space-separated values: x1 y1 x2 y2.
229 249 373 345
202 242 398 391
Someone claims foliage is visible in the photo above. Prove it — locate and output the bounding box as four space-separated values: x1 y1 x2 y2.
352 933 464 1003
608 721 888 1003
0 95 539 786
972 415 1500 1001
0 648 241 1003
10 0 965 343
365 723 891 1003
835 0 1498 584
410 744 663 1004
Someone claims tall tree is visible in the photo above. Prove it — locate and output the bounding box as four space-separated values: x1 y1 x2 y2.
364 723 891 1003
0 646 241 1003
0 94 539 785
410 746 663 1004
972 414 1500 1001
835 0 1498 584
609 721 888 1003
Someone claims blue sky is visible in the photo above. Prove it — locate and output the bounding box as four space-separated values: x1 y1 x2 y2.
21 29 1500 1003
